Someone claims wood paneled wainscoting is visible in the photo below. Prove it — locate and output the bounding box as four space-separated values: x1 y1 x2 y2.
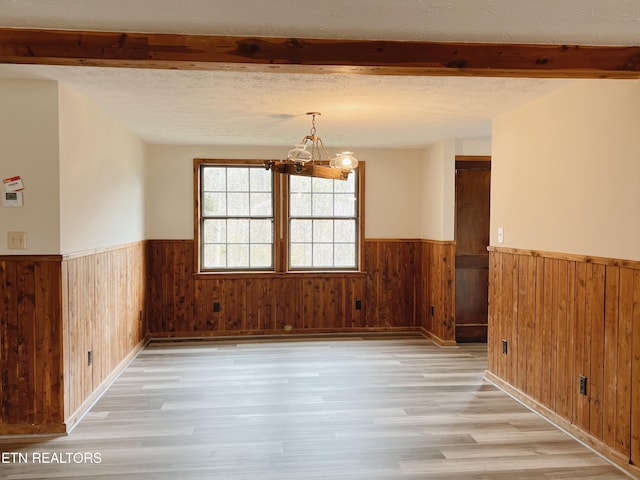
486 246 640 476
0 256 64 434
61 242 147 431
0 242 146 435
146 239 456 343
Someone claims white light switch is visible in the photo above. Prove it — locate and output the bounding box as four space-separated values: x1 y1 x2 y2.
8 231 27 250
497 227 504 244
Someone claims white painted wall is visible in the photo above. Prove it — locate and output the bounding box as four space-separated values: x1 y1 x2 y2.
0 80 61 255
491 79 640 261
456 137 491 156
145 144 426 239
58 85 146 254
420 138 456 241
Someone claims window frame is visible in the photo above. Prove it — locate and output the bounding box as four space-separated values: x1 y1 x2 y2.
194 158 365 275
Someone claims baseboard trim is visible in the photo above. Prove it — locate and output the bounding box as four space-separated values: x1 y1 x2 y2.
64 338 149 434
0 424 67 436
484 371 639 480
419 328 457 346
148 326 427 339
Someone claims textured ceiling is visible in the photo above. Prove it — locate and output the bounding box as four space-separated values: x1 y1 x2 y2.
1 0 638 147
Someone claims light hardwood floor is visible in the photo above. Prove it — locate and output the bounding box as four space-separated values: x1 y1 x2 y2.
0 335 634 479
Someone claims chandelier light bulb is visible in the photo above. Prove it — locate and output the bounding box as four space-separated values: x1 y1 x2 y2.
333 151 359 172
287 143 312 164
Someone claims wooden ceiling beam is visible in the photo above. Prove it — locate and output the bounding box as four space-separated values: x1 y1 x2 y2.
1 27 639 79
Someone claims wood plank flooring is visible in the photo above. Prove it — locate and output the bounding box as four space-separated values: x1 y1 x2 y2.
0 335 634 479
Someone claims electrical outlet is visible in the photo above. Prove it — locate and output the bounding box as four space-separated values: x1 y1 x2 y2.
355 300 362 310
579 375 587 395
430 305 435 316
7 231 27 250
502 339 508 354
213 302 221 313
88 349 93 367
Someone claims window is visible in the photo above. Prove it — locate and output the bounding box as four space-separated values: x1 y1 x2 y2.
289 175 358 269
195 159 363 273
199 163 274 270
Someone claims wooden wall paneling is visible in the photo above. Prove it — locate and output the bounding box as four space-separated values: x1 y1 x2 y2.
196 277 219 332
275 278 294 331
486 251 499 374
0 260 10 423
542 258 564 409
542 258 558 408
172 243 192 334
244 279 258 331
487 247 640 472
17 260 36 424
532 257 545 403
442 243 456 341
2 259 21 424
614 267 633 457
364 240 381 328
426 242 456 342
0 257 64 432
34 261 63 426
379 242 396 327
588 263 606 441
416 242 430 332
350 276 365 328
573 261 590 432
3 259 24 424
603 265 620 449
506 253 519 387
62 243 146 430
564 261 577 424
147 239 450 337
517 255 534 394
554 259 570 419
302 277 315 329
631 269 640 466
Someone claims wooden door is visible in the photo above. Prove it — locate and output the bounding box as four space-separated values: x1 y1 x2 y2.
455 156 491 343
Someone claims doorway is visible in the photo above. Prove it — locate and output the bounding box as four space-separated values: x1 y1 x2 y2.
454 156 491 343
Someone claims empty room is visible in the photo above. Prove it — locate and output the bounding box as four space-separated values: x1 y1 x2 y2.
0 1 639 478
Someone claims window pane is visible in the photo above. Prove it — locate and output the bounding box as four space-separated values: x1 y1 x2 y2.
250 244 272 268
227 244 249 267
203 244 226 268
312 193 333 216
290 243 312 267
334 174 355 193
313 220 333 242
203 219 226 243
203 167 226 191
250 192 272 216
227 168 249 191
335 243 356 267
290 193 311 216
313 243 334 267
290 176 311 193
203 192 226 216
227 219 249 243
312 177 333 193
227 192 249 216
334 220 355 242
250 168 272 192
290 219 312 242
334 194 355 216
250 219 272 243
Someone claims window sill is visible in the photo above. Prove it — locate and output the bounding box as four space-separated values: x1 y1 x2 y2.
194 270 367 280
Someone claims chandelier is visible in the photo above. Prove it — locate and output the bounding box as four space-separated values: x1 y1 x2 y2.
265 112 358 180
